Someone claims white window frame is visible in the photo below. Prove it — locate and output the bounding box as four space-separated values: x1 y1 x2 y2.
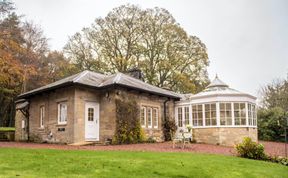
40 105 45 128
192 104 203 126
234 102 246 126
205 103 217 126
184 106 189 126
147 107 152 128
58 102 67 125
251 104 257 126
178 107 183 127
140 106 146 128
220 103 232 126
153 108 159 129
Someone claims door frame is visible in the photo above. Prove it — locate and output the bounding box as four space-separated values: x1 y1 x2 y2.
84 102 100 141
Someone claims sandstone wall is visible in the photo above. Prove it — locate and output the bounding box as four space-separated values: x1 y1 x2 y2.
19 85 176 144
14 110 27 141
116 89 175 142
28 86 75 144
193 127 258 146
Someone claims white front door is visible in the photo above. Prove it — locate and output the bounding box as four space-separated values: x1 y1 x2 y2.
85 102 99 141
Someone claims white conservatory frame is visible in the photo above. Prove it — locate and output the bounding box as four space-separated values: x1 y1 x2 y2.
175 94 257 130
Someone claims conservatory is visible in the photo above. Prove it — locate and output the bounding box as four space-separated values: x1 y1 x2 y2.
175 75 258 146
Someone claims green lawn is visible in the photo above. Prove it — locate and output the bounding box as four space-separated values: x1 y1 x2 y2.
0 127 15 132
0 148 287 178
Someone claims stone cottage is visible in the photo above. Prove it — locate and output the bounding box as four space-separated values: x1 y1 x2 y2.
15 71 258 146
15 70 179 144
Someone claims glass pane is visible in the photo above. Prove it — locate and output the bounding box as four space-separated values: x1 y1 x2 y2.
226 111 232 117
234 103 239 109
153 108 158 127
234 111 240 117
220 103 225 110
206 119 210 126
235 118 240 125
211 111 216 118
212 119 217 125
60 103 67 122
220 119 225 125
211 104 216 110
198 105 203 112
227 118 232 125
198 112 203 119
240 103 245 109
192 105 197 112
198 119 203 126
147 108 152 126
220 111 225 117
205 104 210 111
140 107 145 126
88 108 94 121
241 118 246 125
226 103 231 110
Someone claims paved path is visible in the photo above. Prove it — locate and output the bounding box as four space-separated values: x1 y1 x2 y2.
0 141 286 157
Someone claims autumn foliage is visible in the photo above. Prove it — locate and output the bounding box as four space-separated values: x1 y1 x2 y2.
0 1 78 126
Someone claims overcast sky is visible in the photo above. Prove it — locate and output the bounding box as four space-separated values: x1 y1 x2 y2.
13 0 288 96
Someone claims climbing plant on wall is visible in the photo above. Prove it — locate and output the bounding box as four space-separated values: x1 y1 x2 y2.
113 96 145 144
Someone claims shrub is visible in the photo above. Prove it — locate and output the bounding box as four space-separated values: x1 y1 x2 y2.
235 137 267 160
267 156 288 166
113 97 145 144
162 117 177 141
146 136 157 143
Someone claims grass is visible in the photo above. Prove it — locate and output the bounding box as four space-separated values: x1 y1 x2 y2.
0 148 287 178
0 127 15 132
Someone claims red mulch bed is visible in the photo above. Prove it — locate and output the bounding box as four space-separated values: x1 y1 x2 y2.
0 141 286 157
259 141 287 157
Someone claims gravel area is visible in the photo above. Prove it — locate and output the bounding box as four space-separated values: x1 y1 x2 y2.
0 141 286 157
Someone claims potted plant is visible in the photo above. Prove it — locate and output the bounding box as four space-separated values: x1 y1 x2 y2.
186 125 192 132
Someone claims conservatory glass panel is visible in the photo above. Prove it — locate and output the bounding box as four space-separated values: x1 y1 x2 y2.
220 103 232 125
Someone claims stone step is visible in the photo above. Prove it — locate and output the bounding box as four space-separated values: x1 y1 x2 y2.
68 141 101 146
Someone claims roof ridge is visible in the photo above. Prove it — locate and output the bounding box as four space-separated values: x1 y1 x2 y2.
119 72 178 95
113 73 122 84
73 70 89 83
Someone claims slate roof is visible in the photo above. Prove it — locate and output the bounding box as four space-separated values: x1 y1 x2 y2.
206 74 229 88
18 70 180 99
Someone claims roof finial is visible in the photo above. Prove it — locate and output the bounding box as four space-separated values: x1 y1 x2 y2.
207 73 229 88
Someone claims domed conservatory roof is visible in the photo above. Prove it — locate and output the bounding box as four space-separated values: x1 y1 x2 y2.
182 75 256 100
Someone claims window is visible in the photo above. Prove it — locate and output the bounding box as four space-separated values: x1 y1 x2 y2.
88 108 94 121
140 107 146 127
58 102 67 124
178 107 183 127
153 108 158 128
252 105 257 126
205 103 217 126
248 103 257 126
234 103 246 125
248 104 252 125
220 103 232 125
147 107 152 128
140 106 159 129
40 106 45 128
184 107 189 125
192 104 203 126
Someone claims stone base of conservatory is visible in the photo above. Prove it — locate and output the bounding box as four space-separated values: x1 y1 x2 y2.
192 127 258 147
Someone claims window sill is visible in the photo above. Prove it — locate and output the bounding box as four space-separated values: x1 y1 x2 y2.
142 127 160 131
38 127 45 130
56 123 67 126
